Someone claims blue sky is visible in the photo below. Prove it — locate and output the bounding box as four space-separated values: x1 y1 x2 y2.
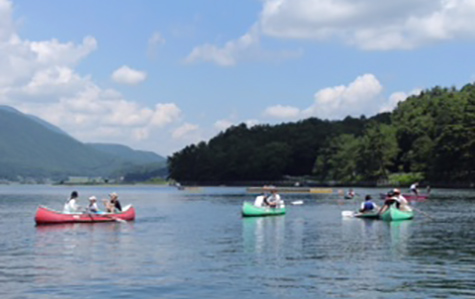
1 0 475 156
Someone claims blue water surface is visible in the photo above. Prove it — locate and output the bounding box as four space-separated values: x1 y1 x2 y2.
0 185 474 298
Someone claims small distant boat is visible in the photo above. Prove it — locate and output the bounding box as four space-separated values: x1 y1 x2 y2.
241 202 286 217
35 205 135 225
379 205 414 221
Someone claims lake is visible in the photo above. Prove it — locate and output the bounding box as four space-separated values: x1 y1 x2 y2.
0 185 474 298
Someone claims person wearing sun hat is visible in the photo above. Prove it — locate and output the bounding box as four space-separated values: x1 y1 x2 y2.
104 192 122 213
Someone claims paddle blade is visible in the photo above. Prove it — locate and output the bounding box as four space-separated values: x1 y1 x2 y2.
341 211 355 217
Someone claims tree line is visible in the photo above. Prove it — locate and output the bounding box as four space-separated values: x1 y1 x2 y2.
168 83 475 185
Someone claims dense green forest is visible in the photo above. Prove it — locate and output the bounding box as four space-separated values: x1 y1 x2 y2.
168 83 475 186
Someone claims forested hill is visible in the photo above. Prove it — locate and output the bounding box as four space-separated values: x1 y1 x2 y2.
0 106 165 180
168 113 391 182
168 83 475 185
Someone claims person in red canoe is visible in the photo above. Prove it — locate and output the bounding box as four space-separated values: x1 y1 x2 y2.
103 192 122 213
88 196 100 213
63 191 81 214
410 182 419 196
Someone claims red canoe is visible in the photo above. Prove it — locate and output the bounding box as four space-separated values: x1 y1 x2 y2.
35 205 135 225
379 193 429 201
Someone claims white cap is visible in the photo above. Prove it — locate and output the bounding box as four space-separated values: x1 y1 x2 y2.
109 192 118 198
89 196 97 201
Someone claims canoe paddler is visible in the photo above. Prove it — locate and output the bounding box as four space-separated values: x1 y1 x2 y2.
263 186 282 208
88 196 100 213
63 191 81 214
359 195 378 213
103 192 122 213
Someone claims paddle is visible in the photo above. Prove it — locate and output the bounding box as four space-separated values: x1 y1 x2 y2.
341 210 355 217
410 206 434 220
84 208 127 223
101 212 127 223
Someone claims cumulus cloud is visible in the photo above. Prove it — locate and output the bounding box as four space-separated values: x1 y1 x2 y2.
0 0 183 155
185 0 475 67
111 65 147 85
379 89 423 113
185 26 261 66
302 74 383 119
263 74 420 121
259 0 475 50
263 104 300 119
172 122 199 139
214 119 234 132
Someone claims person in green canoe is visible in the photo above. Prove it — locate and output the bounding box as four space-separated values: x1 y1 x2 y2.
263 186 282 208
379 188 411 214
359 195 378 213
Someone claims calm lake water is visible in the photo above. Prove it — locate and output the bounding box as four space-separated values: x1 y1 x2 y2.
0 185 474 298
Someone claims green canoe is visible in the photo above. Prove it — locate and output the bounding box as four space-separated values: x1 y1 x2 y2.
354 211 380 219
241 201 286 217
380 204 414 221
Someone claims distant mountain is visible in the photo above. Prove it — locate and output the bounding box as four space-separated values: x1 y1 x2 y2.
88 143 166 165
0 105 68 136
0 106 166 180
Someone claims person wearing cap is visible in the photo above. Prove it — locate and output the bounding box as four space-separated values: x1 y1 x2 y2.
104 192 122 213
88 196 100 213
63 191 81 213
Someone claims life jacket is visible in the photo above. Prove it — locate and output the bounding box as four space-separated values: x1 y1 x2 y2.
363 202 375 210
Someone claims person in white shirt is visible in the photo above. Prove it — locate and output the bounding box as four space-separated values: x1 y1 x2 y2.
410 182 419 196
63 191 80 213
393 189 411 211
88 196 100 213
379 188 411 214
263 187 283 208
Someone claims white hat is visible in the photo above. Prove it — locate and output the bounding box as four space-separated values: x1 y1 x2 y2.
109 192 118 198
89 196 97 201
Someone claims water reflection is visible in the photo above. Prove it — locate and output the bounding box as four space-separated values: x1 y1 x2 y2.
242 216 286 256
389 220 412 256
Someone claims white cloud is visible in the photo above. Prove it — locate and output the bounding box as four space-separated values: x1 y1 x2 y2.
111 65 147 85
185 26 260 66
379 89 423 113
259 0 475 50
0 0 184 155
148 31 166 59
262 74 421 121
214 119 234 131
172 122 199 139
263 104 300 119
0 0 14 41
150 103 182 127
303 74 383 119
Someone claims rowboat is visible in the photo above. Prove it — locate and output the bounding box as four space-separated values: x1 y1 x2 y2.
242 201 286 217
35 205 135 225
379 205 414 221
